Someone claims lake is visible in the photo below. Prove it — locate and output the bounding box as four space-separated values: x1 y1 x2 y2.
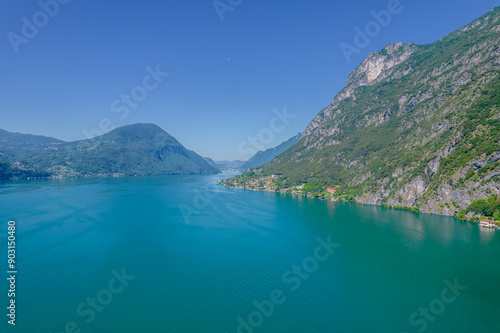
1 172 499 332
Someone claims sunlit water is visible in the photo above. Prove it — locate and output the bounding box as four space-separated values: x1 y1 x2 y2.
1 172 499 332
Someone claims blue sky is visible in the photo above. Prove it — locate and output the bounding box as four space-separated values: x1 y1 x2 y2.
1 0 498 160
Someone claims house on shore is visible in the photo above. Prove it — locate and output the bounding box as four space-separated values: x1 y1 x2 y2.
479 219 498 228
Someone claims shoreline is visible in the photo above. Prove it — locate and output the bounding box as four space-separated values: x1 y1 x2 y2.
218 182 500 230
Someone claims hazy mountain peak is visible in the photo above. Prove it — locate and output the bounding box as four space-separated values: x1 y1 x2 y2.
241 133 301 170
101 123 175 140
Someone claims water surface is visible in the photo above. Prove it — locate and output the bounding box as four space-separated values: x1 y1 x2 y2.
0 173 499 332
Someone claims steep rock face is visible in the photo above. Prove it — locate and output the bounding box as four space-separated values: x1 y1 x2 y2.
225 7 500 217
333 42 418 103
381 176 428 206
303 42 418 140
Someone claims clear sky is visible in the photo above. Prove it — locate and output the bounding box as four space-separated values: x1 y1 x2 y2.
1 0 498 160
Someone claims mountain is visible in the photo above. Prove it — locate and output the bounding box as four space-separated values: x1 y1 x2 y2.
241 133 301 170
214 160 246 170
203 158 246 171
204 157 220 169
17 124 219 177
0 129 64 161
0 129 64 180
222 8 500 218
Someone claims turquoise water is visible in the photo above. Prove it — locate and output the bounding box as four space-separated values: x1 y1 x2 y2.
1 173 499 332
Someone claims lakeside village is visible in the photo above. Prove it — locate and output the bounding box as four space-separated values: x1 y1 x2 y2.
218 169 347 200
219 169 500 230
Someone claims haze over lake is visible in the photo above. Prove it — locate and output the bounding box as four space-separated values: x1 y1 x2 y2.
1 173 499 332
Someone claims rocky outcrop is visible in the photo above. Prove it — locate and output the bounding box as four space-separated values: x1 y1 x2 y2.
334 42 418 104
303 43 418 139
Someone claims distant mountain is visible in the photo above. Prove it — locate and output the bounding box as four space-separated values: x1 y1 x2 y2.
215 160 245 170
204 157 220 169
0 129 64 161
17 124 219 177
222 8 500 218
203 158 246 171
241 133 301 170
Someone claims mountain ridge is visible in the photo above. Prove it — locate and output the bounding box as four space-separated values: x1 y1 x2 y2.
0 123 218 178
221 7 500 219
0 128 64 161
241 133 301 170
